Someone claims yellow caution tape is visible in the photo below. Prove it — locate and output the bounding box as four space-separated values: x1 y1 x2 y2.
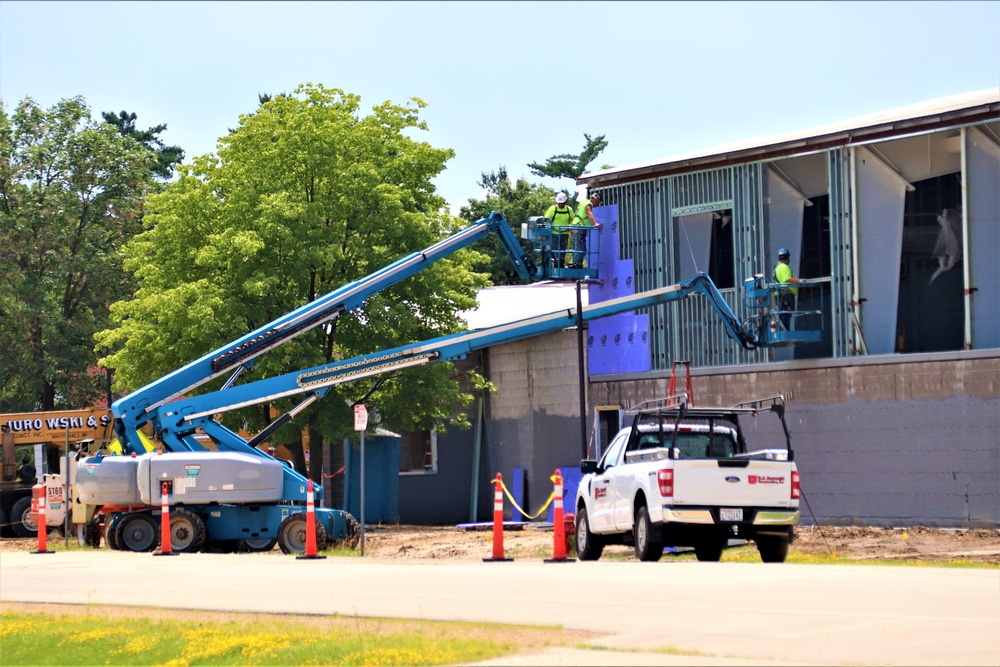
496 478 555 521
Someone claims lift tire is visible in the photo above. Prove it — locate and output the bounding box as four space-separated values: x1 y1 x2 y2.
330 512 360 550
169 509 207 553
84 516 102 548
633 505 664 562
104 513 124 550
238 537 277 553
118 513 159 552
10 496 38 538
277 512 327 555
575 507 604 561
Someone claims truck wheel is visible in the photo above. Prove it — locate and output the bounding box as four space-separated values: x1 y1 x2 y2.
10 496 38 538
105 513 124 550
277 512 327 554
756 537 789 563
633 506 663 562
238 537 277 553
118 513 158 552
694 539 724 562
575 507 604 561
169 509 207 553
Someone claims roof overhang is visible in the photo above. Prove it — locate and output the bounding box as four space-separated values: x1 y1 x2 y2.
578 89 1000 188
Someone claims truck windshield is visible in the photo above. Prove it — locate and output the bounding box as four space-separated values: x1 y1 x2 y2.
630 414 741 459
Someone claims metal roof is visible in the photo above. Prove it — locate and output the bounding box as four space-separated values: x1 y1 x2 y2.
579 89 1000 188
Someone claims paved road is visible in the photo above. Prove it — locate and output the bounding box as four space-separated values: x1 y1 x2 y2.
2 551 998 666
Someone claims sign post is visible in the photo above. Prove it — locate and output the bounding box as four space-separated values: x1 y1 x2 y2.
353 404 368 556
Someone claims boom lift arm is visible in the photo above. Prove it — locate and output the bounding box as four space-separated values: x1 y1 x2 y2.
150 273 764 454
111 211 537 454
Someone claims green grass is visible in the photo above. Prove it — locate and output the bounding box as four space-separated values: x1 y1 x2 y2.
0 607 575 666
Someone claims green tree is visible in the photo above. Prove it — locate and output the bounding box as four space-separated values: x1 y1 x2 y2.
101 110 184 180
0 96 157 412
459 166 557 286
96 83 490 481
527 133 609 180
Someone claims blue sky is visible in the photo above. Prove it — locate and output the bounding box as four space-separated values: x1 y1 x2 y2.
2 1 998 212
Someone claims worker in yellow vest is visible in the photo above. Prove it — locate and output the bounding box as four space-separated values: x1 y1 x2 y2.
572 191 604 268
545 192 575 268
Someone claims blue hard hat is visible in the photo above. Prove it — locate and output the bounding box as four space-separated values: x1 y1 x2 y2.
778 247 790 258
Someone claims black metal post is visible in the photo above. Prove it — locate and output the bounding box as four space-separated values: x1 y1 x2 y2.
576 280 587 460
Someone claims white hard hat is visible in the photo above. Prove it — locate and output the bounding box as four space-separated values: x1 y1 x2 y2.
555 192 568 204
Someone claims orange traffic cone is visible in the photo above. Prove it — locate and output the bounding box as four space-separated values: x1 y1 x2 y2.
297 479 326 560
544 469 575 563
154 482 178 557
483 473 512 562
31 484 53 555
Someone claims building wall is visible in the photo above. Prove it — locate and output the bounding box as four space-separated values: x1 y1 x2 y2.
594 352 1000 528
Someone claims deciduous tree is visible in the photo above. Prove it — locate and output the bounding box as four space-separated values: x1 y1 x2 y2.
96 84 490 481
0 96 157 412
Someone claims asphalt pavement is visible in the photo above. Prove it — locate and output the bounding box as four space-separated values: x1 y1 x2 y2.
2 550 998 666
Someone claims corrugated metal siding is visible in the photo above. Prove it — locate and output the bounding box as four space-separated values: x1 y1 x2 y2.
828 148 854 358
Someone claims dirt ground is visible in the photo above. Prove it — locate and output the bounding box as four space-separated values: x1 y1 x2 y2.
2 523 998 564
357 523 1000 564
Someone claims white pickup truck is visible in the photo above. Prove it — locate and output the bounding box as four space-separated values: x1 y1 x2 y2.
574 395 800 562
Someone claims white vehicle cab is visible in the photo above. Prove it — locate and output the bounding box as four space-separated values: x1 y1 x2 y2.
574 395 800 562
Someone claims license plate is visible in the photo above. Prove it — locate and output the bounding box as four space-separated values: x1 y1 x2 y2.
720 508 743 522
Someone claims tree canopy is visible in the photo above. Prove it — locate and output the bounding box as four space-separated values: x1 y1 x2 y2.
101 110 184 180
95 83 490 478
0 96 158 412
459 166 557 286
527 133 608 180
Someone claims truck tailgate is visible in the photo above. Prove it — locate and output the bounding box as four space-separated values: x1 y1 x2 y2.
672 460 796 507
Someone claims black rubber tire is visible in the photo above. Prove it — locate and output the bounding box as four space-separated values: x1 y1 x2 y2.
168 509 207 553
84 516 102 548
575 507 604 561
694 539 725 562
238 537 277 553
105 513 124 550
118 513 159 552
756 537 789 563
330 512 360 550
633 506 663 562
10 496 38 538
277 512 327 555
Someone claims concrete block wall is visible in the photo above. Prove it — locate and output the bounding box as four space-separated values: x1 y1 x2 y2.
593 352 1000 528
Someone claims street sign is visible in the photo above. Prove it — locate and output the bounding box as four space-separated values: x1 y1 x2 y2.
354 404 368 432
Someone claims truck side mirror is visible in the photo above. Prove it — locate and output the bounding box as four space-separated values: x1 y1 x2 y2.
580 459 598 474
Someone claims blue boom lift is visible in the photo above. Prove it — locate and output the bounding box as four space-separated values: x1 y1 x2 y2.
78 211 815 553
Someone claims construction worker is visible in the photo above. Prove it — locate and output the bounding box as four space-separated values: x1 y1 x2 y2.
773 247 801 330
545 192 575 268
571 191 604 268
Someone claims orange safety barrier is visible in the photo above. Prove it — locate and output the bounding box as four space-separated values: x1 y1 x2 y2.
30 484 52 555
544 469 575 563
154 481 178 557
297 479 326 560
483 473 513 562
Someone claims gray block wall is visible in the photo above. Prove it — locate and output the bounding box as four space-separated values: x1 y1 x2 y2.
595 352 1000 528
